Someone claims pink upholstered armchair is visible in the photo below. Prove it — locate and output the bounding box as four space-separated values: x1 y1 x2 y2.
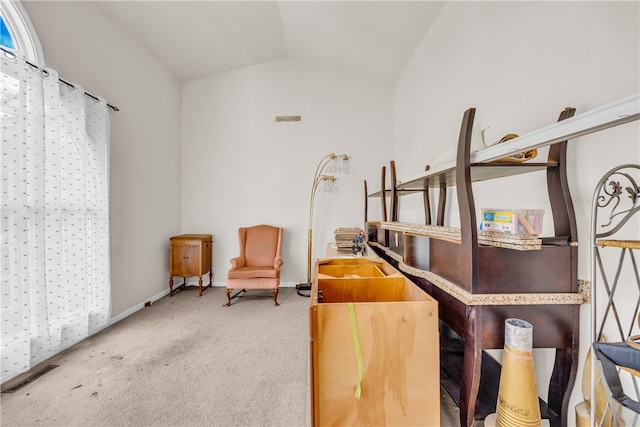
224 225 283 307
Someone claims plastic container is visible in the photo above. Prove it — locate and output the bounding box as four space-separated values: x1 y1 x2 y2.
480 208 544 235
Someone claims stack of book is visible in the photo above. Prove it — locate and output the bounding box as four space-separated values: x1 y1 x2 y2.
334 227 364 254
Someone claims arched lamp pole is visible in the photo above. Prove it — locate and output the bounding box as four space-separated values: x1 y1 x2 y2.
297 153 350 293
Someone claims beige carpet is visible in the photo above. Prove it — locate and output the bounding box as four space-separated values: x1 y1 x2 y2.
1 287 460 426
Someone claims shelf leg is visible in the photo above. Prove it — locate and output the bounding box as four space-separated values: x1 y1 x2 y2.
460 308 482 427
548 346 578 427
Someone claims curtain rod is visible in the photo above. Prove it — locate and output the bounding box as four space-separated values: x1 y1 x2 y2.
57 77 119 112
1 47 119 112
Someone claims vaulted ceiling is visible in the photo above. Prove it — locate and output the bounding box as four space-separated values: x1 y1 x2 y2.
94 1 445 83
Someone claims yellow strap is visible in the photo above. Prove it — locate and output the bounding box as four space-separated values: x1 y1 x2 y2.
347 302 364 399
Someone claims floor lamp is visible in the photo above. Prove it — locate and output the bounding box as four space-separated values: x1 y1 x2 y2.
296 153 350 293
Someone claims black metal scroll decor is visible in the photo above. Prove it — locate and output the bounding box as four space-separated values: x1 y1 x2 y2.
595 166 640 238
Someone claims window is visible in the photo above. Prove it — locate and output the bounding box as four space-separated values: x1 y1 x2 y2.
1 0 111 384
0 0 44 65
0 16 16 49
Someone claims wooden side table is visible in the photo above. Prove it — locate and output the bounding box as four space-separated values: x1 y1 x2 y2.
169 234 213 296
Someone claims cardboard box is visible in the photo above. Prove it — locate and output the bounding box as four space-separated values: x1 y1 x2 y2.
480 208 544 235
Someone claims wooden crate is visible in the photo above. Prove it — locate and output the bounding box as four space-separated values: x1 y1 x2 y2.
310 258 440 426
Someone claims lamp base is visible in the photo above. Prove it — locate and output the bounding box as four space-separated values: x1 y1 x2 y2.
296 283 311 291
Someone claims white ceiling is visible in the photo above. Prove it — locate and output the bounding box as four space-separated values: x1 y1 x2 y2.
94 1 445 83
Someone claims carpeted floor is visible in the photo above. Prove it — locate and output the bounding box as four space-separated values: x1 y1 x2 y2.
1 286 461 426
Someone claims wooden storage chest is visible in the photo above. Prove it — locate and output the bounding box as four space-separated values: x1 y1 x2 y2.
309 257 439 426
169 234 213 296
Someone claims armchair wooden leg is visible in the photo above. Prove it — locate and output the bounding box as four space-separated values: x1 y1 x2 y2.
273 289 280 306
223 288 231 307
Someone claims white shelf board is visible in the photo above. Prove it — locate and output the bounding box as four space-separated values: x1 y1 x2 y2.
400 93 640 186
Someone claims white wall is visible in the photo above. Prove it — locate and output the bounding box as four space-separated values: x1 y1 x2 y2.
394 1 640 425
22 1 183 317
181 57 392 286
17 0 640 421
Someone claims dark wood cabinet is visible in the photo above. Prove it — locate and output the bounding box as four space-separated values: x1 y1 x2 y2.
366 107 592 427
363 96 638 427
169 234 212 296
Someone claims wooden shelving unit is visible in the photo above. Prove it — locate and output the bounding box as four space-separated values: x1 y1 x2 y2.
363 94 639 427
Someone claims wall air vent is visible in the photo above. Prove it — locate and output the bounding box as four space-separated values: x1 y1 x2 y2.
275 115 301 122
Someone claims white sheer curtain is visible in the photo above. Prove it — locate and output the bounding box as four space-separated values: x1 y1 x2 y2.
1 51 111 384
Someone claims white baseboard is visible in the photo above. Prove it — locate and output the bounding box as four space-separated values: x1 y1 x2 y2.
105 281 299 330
279 281 297 288
106 287 171 328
